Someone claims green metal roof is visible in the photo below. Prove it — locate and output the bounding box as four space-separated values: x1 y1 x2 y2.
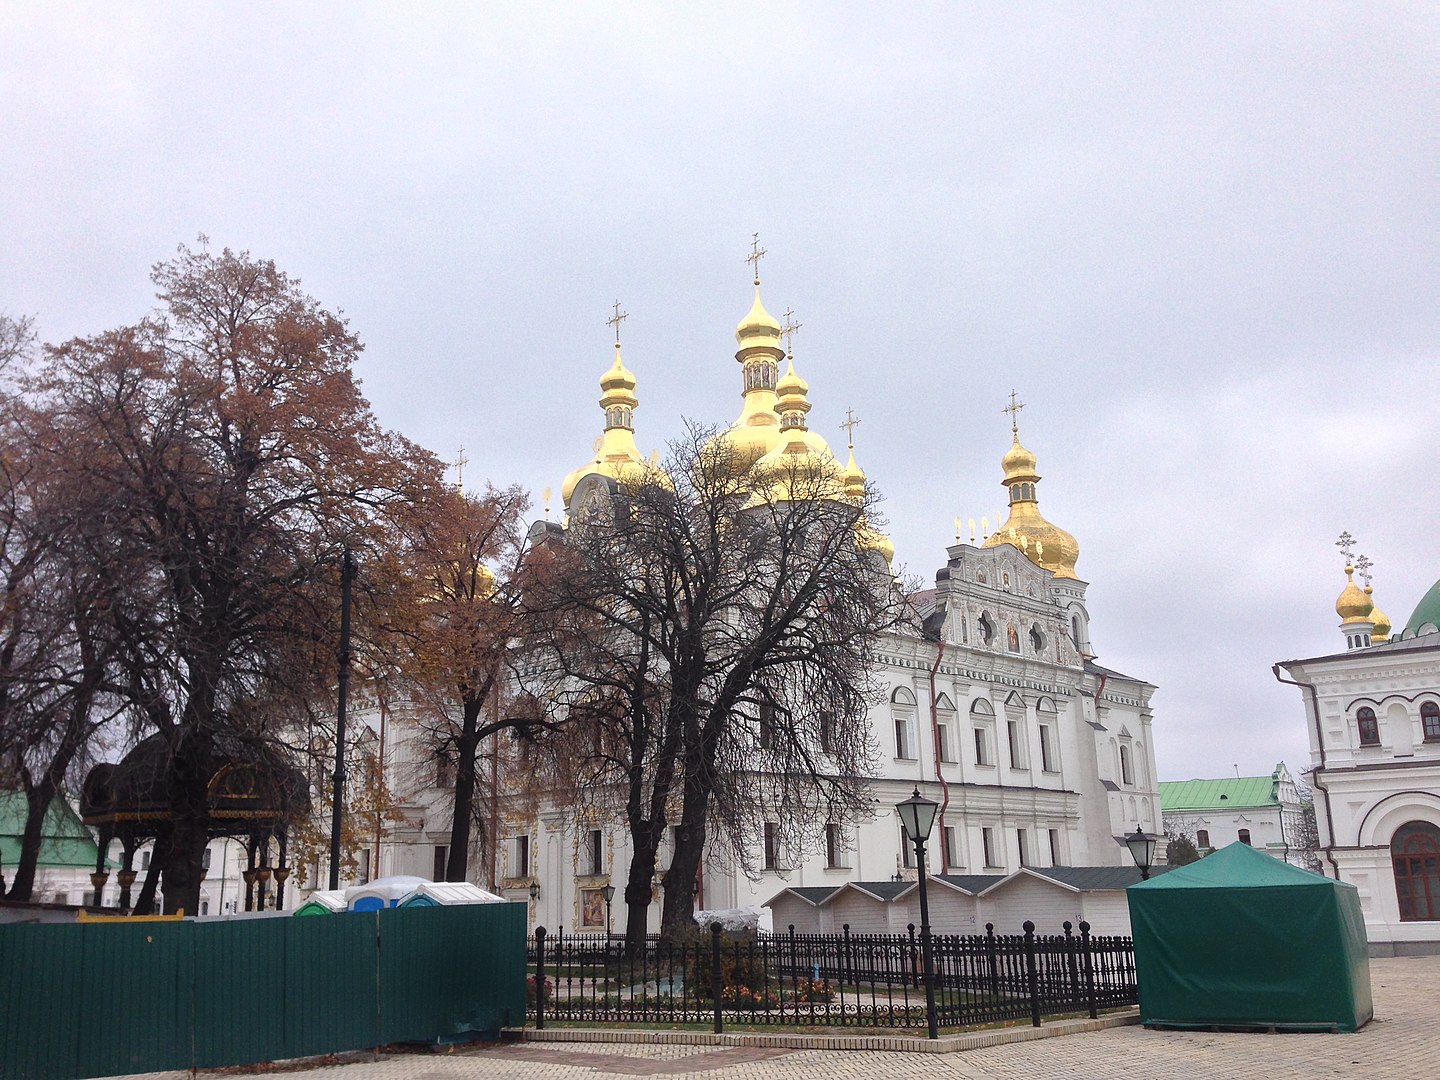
0 791 107 869
1404 578 1440 636
1159 775 1277 812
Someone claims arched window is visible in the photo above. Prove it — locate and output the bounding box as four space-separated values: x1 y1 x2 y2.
1237 828 1251 846
891 686 917 760
1119 744 1134 786
1357 707 1380 746
970 698 995 767
1392 821 1440 921
935 694 956 763
1422 702 1440 743
1029 624 1045 653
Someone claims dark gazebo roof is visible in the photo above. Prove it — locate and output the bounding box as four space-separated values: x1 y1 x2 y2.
81 732 310 837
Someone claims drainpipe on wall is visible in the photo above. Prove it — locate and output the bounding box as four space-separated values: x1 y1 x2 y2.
928 640 951 872
1272 663 1341 880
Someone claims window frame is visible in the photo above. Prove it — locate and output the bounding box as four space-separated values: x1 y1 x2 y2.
1393 821 1440 921
1422 702 1440 743
763 822 782 871
1357 707 1380 747
982 827 999 869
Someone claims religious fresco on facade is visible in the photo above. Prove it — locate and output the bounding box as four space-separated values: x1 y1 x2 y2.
581 887 605 927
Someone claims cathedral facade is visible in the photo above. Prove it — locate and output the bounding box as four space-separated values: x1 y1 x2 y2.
501 268 1162 935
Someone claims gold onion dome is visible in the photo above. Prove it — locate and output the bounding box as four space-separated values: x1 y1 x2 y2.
714 283 786 472
1366 586 1392 641
842 447 866 501
561 343 649 508
1335 566 1374 624
984 433 1080 579
836 443 894 567
753 358 843 502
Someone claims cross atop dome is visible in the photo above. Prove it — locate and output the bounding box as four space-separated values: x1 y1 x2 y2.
746 232 767 286
607 300 628 347
840 407 862 450
1004 389 1026 437
780 308 801 359
1336 530 1357 564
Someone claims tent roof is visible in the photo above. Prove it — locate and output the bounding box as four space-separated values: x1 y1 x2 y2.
763 886 842 907
934 873 1006 895
1159 775 1277 811
1131 841 1340 890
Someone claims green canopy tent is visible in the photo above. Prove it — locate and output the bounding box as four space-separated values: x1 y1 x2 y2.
1128 842 1372 1031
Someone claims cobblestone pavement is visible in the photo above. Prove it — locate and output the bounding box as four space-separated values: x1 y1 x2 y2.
112 956 1438 1080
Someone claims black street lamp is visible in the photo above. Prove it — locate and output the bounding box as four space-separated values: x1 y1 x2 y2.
529 879 541 902
602 882 616 938
1125 825 1157 881
897 787 940 1039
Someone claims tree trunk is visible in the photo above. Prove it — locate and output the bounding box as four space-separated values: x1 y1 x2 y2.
660 768 711 938
5 777 59 902
446 688 488 883
159 736 213 915
131 849 161 915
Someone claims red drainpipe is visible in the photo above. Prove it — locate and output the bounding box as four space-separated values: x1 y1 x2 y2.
928 641 951 872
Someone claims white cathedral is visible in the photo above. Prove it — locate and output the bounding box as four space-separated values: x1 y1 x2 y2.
336 264 1163 934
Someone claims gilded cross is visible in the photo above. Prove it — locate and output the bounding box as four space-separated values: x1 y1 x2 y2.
1336 531 1356 563
607 301 628 346
1355 553 1373 588
454 448 469 495
780 308 802 358
1003 389 1026 435
840 407 862 449
746 233 767 285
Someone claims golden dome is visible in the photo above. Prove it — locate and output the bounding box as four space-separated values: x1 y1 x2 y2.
562 343 649 509
841 447 866 501
856 516 895 567
713 283 785 473
752 357 844 502
983 432 1079 579
1335 565 1373 624
1335 567 1372 623
1366 586 1392 641
1001 436 1039 482
736 285 782 340
776 358 809 402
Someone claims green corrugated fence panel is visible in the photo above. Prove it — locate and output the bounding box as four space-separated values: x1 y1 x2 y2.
74 921 191 1079
282 910 380 1058
0 924 84 1080
192 918 290 1069
377 902 526 1044
0 901 527 1079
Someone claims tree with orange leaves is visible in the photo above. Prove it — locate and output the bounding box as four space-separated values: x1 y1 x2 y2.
25 242 440 914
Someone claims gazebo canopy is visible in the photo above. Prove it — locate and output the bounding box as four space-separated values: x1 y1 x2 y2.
80 731 310 842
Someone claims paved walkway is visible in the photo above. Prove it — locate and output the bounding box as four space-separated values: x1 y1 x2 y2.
113 956 1437 1080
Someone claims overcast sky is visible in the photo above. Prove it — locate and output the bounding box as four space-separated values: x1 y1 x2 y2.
3 4 1436 784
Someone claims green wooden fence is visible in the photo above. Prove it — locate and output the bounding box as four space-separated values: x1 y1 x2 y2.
0 902 526 1080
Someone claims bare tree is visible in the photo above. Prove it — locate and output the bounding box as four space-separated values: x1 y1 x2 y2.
526 424 910 941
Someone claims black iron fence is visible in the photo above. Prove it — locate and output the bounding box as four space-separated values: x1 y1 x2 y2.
527 919 1135 1034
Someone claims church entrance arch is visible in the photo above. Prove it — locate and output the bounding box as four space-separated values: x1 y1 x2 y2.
1392 821 1440 921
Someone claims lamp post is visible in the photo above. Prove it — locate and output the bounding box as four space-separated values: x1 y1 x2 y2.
602 882 616 939
897 786 940 1039
328 547 355 891
1125 825 1156 881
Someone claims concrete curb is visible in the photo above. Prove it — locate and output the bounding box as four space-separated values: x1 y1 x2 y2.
504 1010 1140 1054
